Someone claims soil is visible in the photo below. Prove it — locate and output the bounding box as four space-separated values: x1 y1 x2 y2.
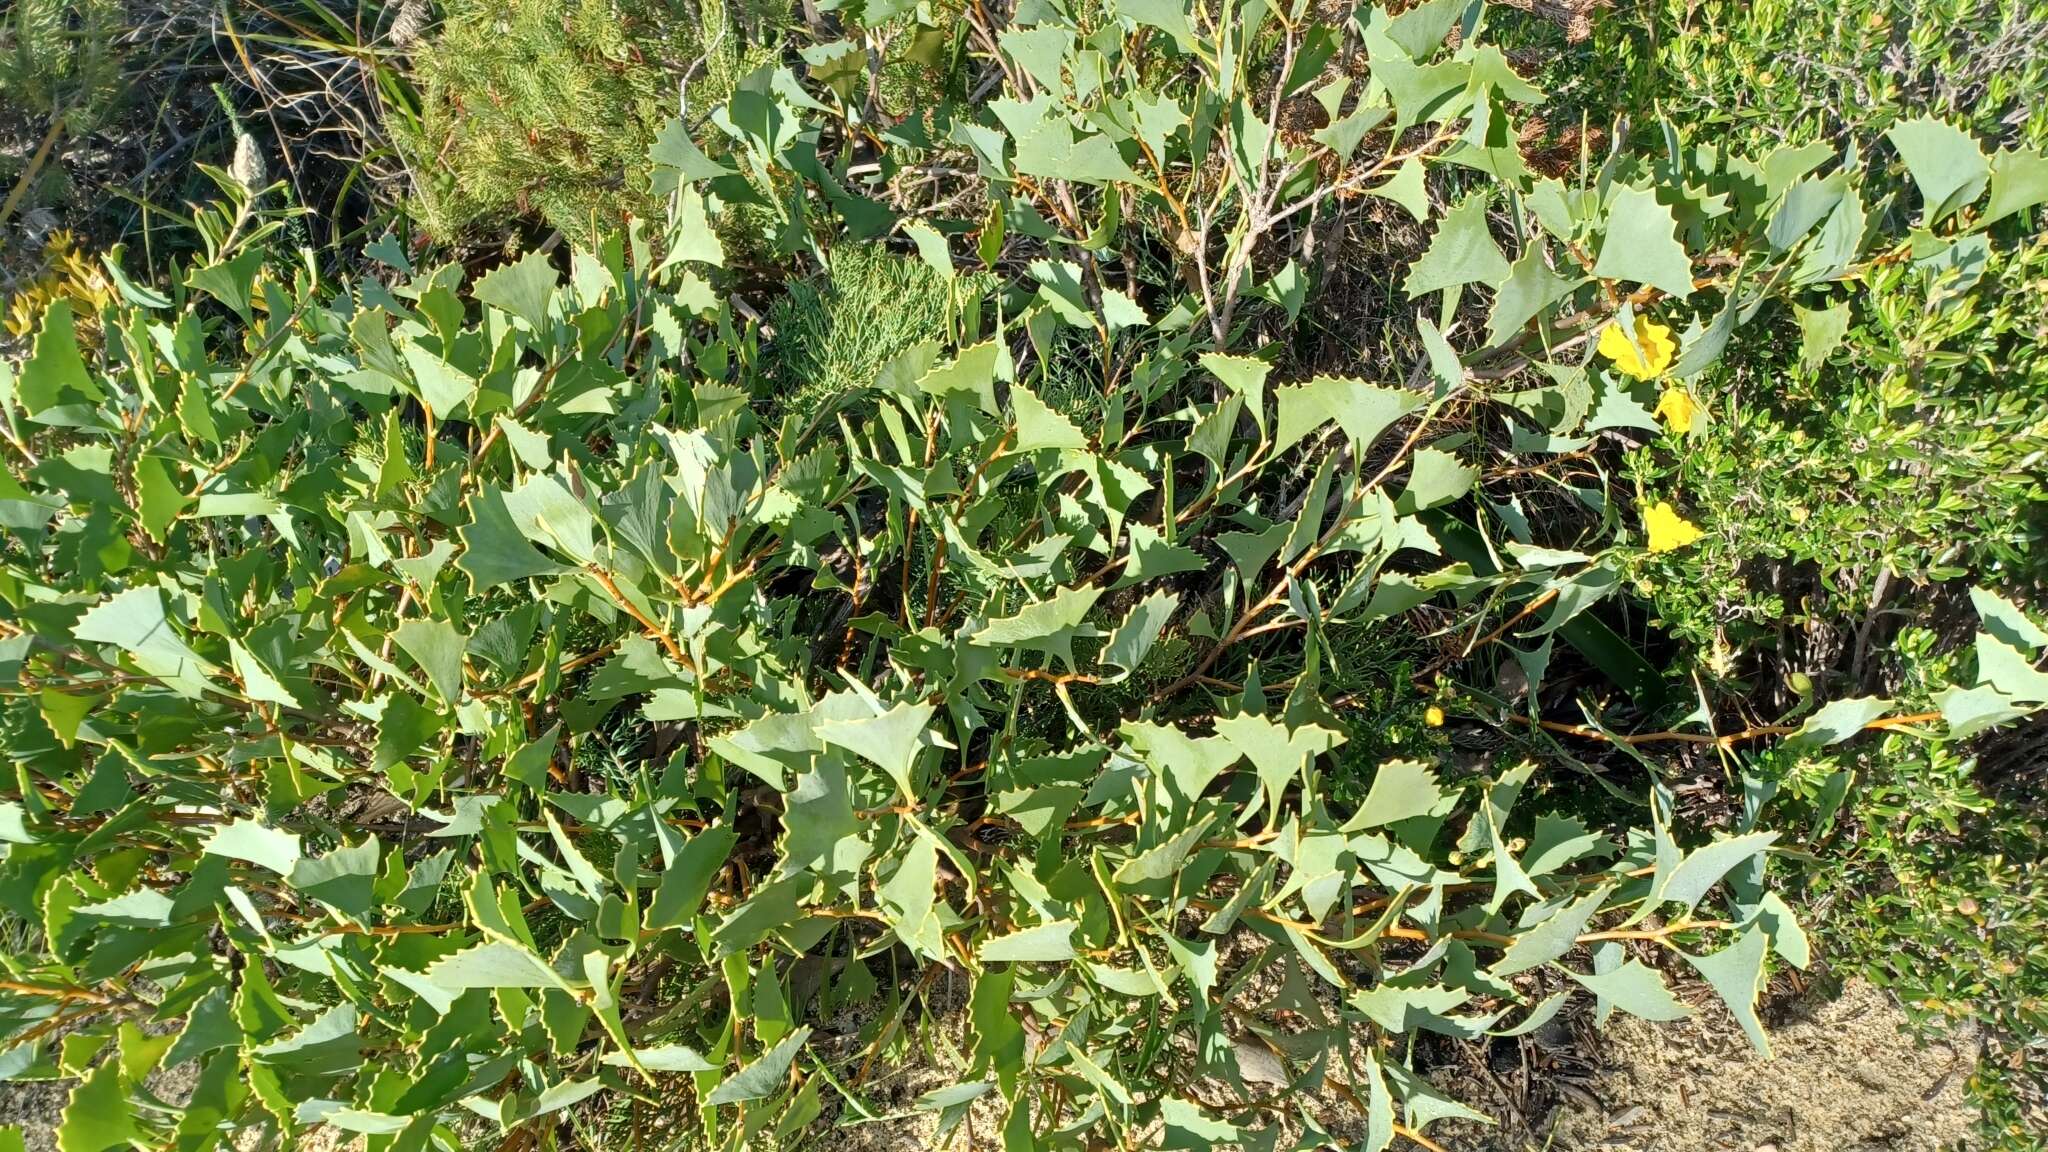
1433 979 1981 1152
0 1075 72 1152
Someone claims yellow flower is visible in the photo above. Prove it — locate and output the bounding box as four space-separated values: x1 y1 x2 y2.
1643 501 1704 553
1598 315 1678 381
1654 387 1700 435
1424 705 1445 727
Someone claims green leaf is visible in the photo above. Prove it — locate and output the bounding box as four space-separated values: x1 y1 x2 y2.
978 919 1078 963
1216 522 1290 584
877 836 947 961
1199 353 1272 428
1567 958 1691 1022
780 760 860 876
57 1059 138 1152
649 118 734 188
1795 302 1850 373
971 966 1024 1086
228 638 299 707
1885 116 1990 224
816 700 935 802
423 939 565 990
710 874 809 957
1493 885 1611 976
1404 193 1510 298
1215 713 1342 824
1369 158 1430 223
1011 383 1089 453
1756 890 1811 970
1013 118 1143 186
1975 632 2048 700
973 585 1104 647
1523 814 1607 876
1984 147 2048 226
16 301 103 419
1113 824 1210 885
1101 590 1178 683
473 249 559 332
1272 375 1422 457
286 838 380 921
1160 1098 1239 1148
1970 587 2048 652
1382 0 1466 57
662 187 727 270
1316 105 1392 164
504 726 559 791
1118 522 1204 585
1936 683 2034 738
1361 1048 1396 1152
1658 831 1778 913
504 474 595 564
458 487 572 592
603 1044 718 1072
999 27 1073 92
73 587 216 697
202 818 303 875
705 1027 812 1105
1374 51 1471 132
392 618 468 704
1685 926 1772 1054
1397 446 1478 512
646 827 737 931
184 249 264 320
903 221 954 280
373 691 446 772
1351 983 1491 1038
1114 0 1197 53
1787 697 1888 748
917 339 1003 415
132 454 189 544
1351 759 1446 828
1593 187 1692 300
1486 243 1578 345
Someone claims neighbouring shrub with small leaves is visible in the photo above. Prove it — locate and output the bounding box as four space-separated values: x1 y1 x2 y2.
2 2 2047 1150
1529 0 2048 1137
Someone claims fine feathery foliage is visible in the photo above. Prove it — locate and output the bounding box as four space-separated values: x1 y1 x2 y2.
760 242 995 427
393 0 781 246
2 1 2048 1149
0 0 124 132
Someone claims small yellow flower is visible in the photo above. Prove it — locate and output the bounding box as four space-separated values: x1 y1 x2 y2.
1424 705 1445 727
1654 387 1699 435
1598 315 1678 381
1643 501 1704 553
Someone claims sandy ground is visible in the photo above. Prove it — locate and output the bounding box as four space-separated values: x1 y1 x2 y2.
1434 979 1980 1152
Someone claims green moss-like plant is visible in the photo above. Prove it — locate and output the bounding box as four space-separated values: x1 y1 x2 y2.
395 0 776 245
0 0 123 232
760 243 995 421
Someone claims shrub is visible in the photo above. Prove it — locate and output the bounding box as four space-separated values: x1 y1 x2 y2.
2 2 2046 1150
1529 0 2048 1137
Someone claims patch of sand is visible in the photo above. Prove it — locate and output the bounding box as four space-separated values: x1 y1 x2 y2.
1438 980 1979 1152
